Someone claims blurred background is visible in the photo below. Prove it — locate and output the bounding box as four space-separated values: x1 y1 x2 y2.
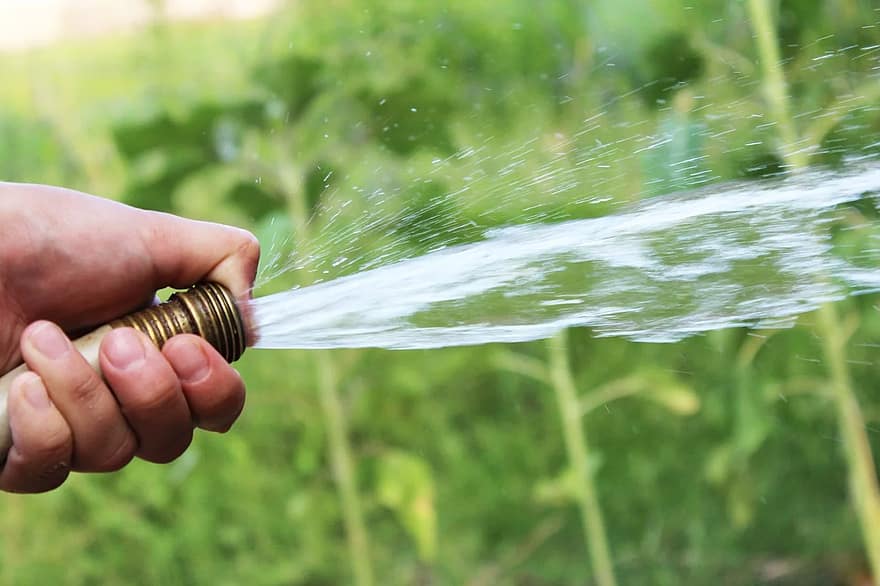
2 0 880 584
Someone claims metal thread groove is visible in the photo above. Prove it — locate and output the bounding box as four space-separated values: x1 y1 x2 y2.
109 283 247 363
202 287 231 360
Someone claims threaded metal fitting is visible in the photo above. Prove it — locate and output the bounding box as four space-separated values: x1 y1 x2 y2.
111 282 247 363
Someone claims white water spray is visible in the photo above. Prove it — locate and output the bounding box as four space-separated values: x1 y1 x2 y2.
251 163 880 350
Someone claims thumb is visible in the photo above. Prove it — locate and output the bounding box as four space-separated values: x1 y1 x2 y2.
140 210 261 302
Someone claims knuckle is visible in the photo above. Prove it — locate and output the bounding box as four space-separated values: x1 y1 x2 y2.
109 352 180 415
232 230 261 281
123 380 179 417
32 427 72 463
89 433 137 473
199 397 244 433
64 368 103 406
0 448 69 494
233 229 261 260
200 379 244 420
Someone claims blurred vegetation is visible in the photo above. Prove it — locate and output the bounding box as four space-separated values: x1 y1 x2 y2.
3 0 880 584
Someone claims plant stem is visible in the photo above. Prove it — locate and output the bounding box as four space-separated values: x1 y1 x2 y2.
747 1 880 578
547 331 617 586
818 304 880 576
315 349 375 586
282 164 374 586
745 0 808 170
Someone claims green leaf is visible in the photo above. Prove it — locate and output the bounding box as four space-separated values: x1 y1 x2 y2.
123 147 211 212
643 382 701 416
254 55 324 121
580 370 700 417
533 467 579 506
733 378 771 456
376 451 437 562
113 101 264 161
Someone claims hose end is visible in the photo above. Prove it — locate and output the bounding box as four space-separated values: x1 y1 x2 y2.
111 282 247 363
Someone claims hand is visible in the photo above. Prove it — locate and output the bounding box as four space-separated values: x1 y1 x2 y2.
0 182 260 493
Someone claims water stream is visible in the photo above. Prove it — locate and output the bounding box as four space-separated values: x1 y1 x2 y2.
251 162 880 349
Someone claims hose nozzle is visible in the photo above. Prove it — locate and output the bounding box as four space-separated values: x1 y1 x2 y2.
113 282 247 363
0 282 247 460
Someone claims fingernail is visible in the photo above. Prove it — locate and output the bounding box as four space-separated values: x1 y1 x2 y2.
105 329 147 370
20 375 51 411
173 339 210 383
29 323 70 360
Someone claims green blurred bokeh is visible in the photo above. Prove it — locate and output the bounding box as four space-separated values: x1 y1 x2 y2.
2 1 880 584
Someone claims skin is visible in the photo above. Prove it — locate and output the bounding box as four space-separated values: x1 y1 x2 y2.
0 182 261 493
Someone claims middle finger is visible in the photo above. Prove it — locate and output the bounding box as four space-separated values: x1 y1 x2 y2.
100 328 193 464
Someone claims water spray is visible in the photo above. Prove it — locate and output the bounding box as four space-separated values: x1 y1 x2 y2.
0 166 878 465
0 282 247 461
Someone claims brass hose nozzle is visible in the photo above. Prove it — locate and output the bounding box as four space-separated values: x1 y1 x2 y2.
0 282 248 460
112 282 247 363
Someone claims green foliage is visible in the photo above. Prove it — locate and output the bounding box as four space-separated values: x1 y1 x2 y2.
362 80 457 157
254 55 325 121
0 113 80 185
639 32 705 108
113 101 267 213
2 1 880 584
375 450 437 562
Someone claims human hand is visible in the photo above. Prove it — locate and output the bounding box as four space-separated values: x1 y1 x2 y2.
0 183 260 493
